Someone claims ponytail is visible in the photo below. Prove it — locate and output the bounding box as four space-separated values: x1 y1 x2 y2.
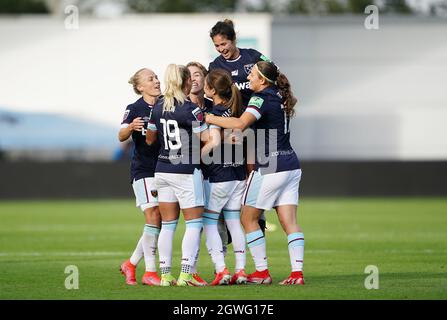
227 84 242 117
256 61 297 118
206 69 242 117
277 73 297 118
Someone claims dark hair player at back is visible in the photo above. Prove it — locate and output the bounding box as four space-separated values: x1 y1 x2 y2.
208 19 269 235
208 19 270 109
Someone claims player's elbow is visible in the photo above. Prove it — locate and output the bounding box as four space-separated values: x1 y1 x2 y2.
118 132 126 142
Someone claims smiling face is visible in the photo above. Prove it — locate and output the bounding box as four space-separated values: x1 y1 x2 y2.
137 69 161 97
212 34 238 60
247 64 264 93
188 65 205 95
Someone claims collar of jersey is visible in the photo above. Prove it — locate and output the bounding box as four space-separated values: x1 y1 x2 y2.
225 54 242 63
139 97 155 108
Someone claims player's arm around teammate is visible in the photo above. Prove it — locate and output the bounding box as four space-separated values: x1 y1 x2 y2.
199 69 248 285
208 19 270 233
145 64 209 287
206 61 305 286
118 68 162 286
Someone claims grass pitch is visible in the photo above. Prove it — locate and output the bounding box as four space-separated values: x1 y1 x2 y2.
0 198 446 300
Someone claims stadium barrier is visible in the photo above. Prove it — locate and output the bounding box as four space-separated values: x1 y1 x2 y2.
0 161 445 199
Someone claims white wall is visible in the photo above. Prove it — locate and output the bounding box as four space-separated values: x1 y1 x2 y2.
2 14 447 160
273 17 447 160
0 14 271 128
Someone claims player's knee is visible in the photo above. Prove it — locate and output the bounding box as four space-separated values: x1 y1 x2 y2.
143 206 161 225
282 222 300 235
240 213 258 229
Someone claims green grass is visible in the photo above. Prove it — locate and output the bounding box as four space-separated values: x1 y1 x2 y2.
0 198 446 300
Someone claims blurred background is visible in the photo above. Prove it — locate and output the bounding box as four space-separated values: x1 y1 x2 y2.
1 0 446 198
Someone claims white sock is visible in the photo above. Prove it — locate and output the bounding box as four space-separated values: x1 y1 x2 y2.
142 224 160 272
181 218 203 273
203 211 226 272
246 229 268 271
158 219 178 274
192 228 203 274
223 210 246 272
129 235 143 266
288 232 304 272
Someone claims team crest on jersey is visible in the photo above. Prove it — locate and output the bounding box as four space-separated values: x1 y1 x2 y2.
244 63 254 75
151 190 158 198
192 107 204 122
122 110 130 121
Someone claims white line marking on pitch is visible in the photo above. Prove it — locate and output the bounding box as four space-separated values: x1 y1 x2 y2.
0 249 445 258
0 251 128 257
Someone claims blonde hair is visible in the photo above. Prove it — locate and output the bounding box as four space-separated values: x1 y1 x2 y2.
128 68 147 95
163 64 190 112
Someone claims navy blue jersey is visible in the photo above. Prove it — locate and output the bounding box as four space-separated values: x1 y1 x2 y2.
187 96 214 114
205 104 246 183
203 97 214 113
244 87 300 174
148 98 207 174
120 97 159 182
209 48 269 109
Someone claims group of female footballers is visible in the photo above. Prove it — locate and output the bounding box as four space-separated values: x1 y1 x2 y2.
118 19 305 287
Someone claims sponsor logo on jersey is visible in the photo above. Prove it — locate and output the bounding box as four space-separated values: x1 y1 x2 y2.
192 107 204 122
235 81 250 91
123 110 130 121
244 63 254 75
231 70 238 76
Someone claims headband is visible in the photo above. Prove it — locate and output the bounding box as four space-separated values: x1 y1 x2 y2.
254 63 276 84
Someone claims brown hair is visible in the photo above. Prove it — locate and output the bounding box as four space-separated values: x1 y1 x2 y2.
186 61 208 77
128 68 147 95
256 61 298 118
209 19 236 42
206 69 242 118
